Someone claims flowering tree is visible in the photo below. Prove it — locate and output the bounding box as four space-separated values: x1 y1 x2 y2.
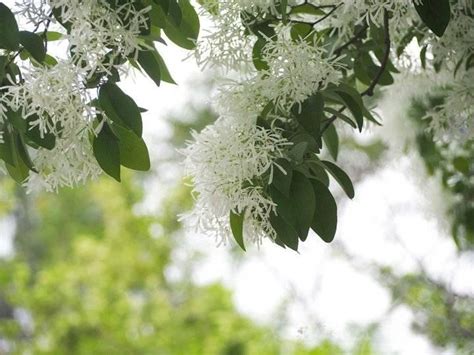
0 0 472 251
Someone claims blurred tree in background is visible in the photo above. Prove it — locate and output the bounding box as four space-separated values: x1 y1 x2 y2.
0 175 334 354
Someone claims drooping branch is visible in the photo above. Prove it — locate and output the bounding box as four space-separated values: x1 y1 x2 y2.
361 9 391 97
321 9 391 135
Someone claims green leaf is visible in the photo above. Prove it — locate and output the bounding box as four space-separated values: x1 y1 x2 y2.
163 0 200 49
311 180 337 243
19 31 46 63
6 108 27 133
111 124 151 171
335 91 364 131
270 213 299 251
16 133 37 173
321 160 355 199
137 50 161 86
45 31 63 41
2 130 30 183
252 38 269 71
290 4 326 16
0 3 20 51
0 55 6 82
414 0 451 37
453 157 469 175
24 115 56 150
280 0 288 22
420 45 428 69
290 23 313 41
0 127 15 166
271 159 293 197
168 0 182 25
289 171 315 241
322 123 339 160
323 107 357 129
230 211 246 251
93 123 121 182
99 82 143 137
307 161 330 186
293 93 324 135
138 48 176 86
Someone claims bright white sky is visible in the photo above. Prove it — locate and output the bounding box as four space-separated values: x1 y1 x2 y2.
1 2 473 353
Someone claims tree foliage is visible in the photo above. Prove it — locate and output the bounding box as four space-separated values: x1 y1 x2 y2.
0 0 473 252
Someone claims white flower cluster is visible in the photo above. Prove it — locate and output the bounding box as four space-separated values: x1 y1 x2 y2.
427 69 474 144
430 4 474 68
182 118 289 244
195 0 256 70
49 0 150 74
1 62 101 192
1 1 150 191
329 0 421 41
186 2 344 245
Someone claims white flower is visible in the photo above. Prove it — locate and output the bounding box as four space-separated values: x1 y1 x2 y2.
430 5 474 68
427 69 474 144
182 117 290 244
49 0 150 74
1 61 101 191
258 26 341 110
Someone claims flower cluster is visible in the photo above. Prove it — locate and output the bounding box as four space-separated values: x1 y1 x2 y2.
182 118 289 244
186 3 344 245
1 0 150 191
427 69 474 144
1 62 100 192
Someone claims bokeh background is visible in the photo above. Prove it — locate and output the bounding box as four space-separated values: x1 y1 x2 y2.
0 28 473 355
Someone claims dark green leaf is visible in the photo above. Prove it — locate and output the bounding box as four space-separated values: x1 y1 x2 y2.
0 55 6 82
163 0 200 49
252 38 269 71
93 123 121 182
322 123 339 160
0 127 15 165
335 91 364 131
0 3 20 51
230 211 246 251
311 180 337 243
137 50 161 86
414 0 451 37
289 171 315 241
270 213 299 251
19 31 46 63
323 107 357 129
321 160 355 199
99 82 143 137
293 93 324 135
111 124 151 171
24 115 56 150
271 159 293 197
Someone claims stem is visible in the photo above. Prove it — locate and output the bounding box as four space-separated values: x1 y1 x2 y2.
333 23 368 57
360 9 391 97
321 10 391 135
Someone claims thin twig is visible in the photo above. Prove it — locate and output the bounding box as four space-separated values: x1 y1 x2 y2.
321 10 391 135
361 9 391 97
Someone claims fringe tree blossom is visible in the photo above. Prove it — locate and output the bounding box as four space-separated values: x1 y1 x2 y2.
49 0 150 74
257 28 341 110
1 61 101 192
182 118 290 244
427 70 474 144
1 0 151 191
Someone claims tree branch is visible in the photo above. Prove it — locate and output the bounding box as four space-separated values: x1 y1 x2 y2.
321 10 391 136
360 9 391 97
